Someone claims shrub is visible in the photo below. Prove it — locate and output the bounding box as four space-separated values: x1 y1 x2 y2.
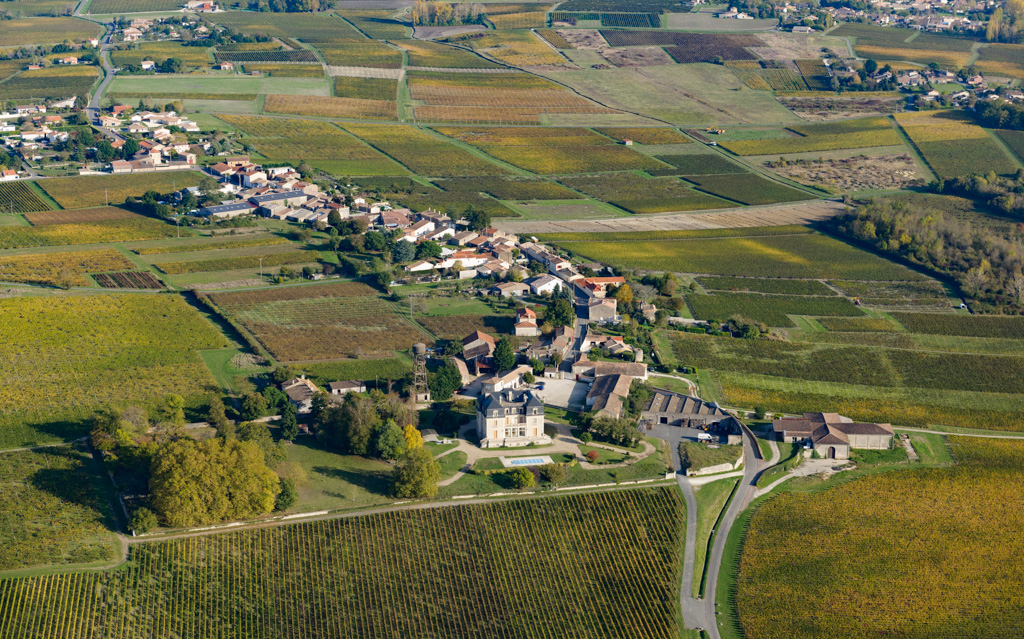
540 463 568 485
506 467 535 489
585 450 600 463
129 507 159 534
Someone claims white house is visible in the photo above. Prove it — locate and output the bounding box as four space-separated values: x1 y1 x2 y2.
526 274 564 295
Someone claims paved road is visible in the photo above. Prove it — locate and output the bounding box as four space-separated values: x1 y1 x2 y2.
676 475 705 630
85 24 125 141
702 424 763 639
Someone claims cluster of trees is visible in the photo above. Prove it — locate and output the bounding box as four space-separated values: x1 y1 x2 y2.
247 0 321 13
828 197 1024 311
583 415 641 448
411 1 486 26
837 60 900 92
314 390 442 497
89 395 291 531
984 0 1024 43
119 57 183 75
974 100 1024 131
934 171 1024 218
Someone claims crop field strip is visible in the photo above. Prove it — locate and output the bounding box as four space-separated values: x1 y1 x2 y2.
204 281 433 362
434 126 668 175
683 173 817 206
0 215 180 250
459 31 568 67
718 117 903 156
669 329 1024 431
333 76 398 101
737 438 1024 638
996 129 1024 162
0 65 99 101
559 174 734 214
0 294 227 448
0 487 684 639
396 40 503 69
220 116 408 176
648 154 747 176
264 94 397 120
0 17 101 48
216 50 320 63
243 64 324 78
87 0 183 11
0 445 118 572
832 23 976 68
206 12 365 41
361 178 518 219
337 10 409 40
0 182 50 214
94 271 164 289
548 228 925 280
436 177 584 201
111 43 214 69
38 173 205 210
593 127 692 145
313 42 403 68
153 248 316 275
894 111 1020 178
685 292 863 327
341 123 512 177
696 276 837 296
0 248 135 287
598 31 762 64
132 236 290 256
974 43 1024 78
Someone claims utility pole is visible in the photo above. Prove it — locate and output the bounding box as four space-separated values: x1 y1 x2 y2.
175 215 180 238
259 256 263 281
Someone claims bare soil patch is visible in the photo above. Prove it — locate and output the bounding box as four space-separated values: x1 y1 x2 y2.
414 25 486 40
764 154 923 192
556 29 608 51
778 95 904 120
599 46 674 68
748 32 834 60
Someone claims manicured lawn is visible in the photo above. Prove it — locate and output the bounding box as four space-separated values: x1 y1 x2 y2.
437 450 468 479
579 444 629 464
283 438 395 513
680 442 742 472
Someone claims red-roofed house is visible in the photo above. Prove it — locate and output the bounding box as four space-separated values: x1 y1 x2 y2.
514 306 539 337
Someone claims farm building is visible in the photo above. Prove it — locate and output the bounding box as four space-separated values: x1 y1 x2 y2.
328 380 366 398
640 389 728 429
480 365 532 395
773 412 894 460
586 373 633 419
281 376 320 414
514 307 540 337
199 201 253 218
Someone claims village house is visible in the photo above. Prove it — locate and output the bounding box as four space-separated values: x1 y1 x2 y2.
581 333 640 361
572 356 648 381
577 276 626 298
514 306 540 337
773 412 894 460
476 389 549 448
281 376 320 414
586 297 618 323
526 274 564 296
480 364 531 395
492 281 530 298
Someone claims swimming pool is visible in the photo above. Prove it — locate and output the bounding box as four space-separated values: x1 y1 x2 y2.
508 457 545 466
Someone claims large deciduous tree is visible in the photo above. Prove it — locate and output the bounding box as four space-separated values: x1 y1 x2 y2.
149 438 280 527
392 447 441 498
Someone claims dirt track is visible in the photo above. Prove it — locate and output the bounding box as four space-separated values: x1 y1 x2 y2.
493 199 849 234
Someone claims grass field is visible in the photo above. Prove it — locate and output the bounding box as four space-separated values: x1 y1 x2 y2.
204 282 431 362
0 294 227 448
38 172 205 209
0 487 685 638
220 116 407 176
0 445 118 571
0 16 101 47
737 437 1024 638
552 230 922 280
341 123 511 177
